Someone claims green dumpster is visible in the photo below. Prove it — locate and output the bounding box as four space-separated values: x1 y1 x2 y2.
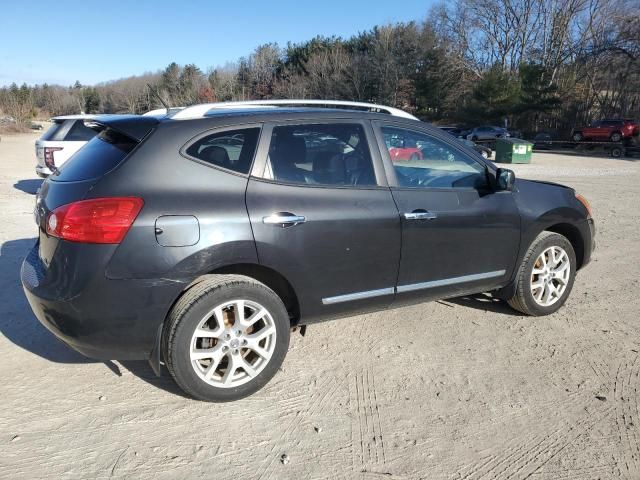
494 138 533 163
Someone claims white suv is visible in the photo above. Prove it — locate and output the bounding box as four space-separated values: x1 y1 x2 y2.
35 115 97 177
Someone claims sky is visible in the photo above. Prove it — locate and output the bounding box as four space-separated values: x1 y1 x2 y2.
0 0 435 87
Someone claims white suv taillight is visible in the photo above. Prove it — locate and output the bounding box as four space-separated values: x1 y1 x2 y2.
44 147 63 169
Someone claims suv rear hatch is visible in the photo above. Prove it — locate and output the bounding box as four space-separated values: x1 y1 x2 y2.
34 115 158 267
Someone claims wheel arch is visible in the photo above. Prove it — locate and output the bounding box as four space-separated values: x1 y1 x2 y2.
173 264 300 326
150 263 300 376
494 221 586 301
544 222 585 269
205 264 301 324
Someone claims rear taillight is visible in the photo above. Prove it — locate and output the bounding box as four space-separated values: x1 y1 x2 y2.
46 197 144 244
44 147 63 169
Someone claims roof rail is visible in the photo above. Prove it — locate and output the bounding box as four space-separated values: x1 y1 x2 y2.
170 99 419 121
142 107 185 117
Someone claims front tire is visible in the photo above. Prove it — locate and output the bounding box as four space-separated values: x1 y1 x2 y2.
572 132 583 142
164 275 290 402
507 232 577 316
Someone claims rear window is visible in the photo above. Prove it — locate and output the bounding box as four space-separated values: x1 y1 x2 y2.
40 120 67 141
51 128 137 182
65 120 97 141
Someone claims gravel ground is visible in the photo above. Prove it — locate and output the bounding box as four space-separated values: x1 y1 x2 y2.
1 132 639 479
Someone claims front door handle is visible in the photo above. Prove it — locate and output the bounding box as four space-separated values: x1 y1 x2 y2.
263 212 306 228
404 210 437 220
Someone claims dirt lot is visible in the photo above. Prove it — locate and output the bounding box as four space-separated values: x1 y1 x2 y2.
1 132 639 480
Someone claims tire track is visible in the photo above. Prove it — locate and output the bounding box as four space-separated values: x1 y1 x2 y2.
612 354 640 479
256 373 347 480
458 404 614 480
349 369 387 472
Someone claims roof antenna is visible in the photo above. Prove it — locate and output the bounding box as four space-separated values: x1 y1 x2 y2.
147 83 170 114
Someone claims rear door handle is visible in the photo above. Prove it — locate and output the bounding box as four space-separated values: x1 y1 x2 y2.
262 212 306 228
404 210 437 220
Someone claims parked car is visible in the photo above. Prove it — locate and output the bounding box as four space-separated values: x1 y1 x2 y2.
571 119 639 143
466 126 510 141
22 102 595 402
34 115 97 178
533 133 554 150
384 132 423 160
30 122 44 131
439 126 492 158
462 139 492 158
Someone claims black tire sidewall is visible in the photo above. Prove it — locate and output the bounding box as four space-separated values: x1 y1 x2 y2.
573 133 583 142
519 234 577 316
610 132 622 142
168 282 290 402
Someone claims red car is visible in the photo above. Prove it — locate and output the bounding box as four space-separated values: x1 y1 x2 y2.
384 134 423 161
389 146 423 161
572 119 639 142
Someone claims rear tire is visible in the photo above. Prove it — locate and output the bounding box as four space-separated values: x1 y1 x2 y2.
610 132 622 142
572 132 583 142
164 275 290 402
507 232 577 316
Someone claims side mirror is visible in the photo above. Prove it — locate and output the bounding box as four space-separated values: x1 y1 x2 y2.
496 168 516 191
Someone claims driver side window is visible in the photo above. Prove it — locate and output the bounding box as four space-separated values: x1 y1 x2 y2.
381 126 487 189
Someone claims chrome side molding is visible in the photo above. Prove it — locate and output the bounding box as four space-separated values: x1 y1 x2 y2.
321 270 506 304
397 270 506 293
322 287 395 305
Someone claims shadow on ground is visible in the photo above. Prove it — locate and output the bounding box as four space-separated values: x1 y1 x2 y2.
13 179 43 195
448 292 516 315
0 238 186 398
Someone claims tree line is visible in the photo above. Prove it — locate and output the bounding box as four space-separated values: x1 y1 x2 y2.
1 0 638 137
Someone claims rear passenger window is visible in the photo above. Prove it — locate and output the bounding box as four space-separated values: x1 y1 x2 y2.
65 120 98 141
263 123 376 186
185 128 260 174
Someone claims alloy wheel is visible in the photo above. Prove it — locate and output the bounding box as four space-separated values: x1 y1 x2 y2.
189 299 277 388
530 246 571 307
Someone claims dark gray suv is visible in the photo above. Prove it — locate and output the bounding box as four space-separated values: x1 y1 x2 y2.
22 106 595 401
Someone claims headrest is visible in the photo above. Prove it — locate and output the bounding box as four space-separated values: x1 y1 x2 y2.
200 145 230 167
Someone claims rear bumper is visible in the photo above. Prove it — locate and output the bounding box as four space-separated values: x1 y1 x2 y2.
35 165 51 178
21 243 187 360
